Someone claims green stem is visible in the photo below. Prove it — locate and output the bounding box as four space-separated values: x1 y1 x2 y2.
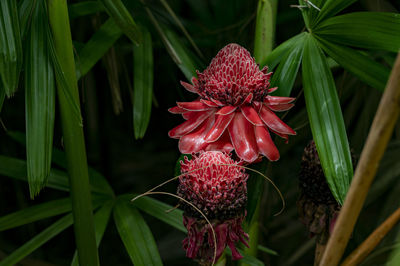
47 1 99 265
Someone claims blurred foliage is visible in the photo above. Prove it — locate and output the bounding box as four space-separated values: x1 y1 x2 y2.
0 0 400 265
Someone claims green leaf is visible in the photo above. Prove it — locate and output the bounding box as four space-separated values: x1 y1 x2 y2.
314 12 400 52
68 1 105 20
270 34 305 97
130 195 186 233
0 198 71 231
113 198 163 266
315 36 390 91
145 7 197 81
133 27 153 139
261 32 306 70
258 245 278 256
314 0 357 26
302 34 353 204
0 0 23 96
24 0 56 198
71 200 114 266
18 0 36 40
99 0 141 45
298 0 323 30
76 18 122 79
0 214 73 266
254 0 277 64
0 154 113 196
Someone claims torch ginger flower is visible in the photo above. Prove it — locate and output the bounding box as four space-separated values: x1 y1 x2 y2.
177 151 249 263
169 43 296 163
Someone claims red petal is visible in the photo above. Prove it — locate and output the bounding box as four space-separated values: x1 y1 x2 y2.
200 99 219 107
180 81 197 93
255 126 280 161
259 106 296 135
265 95 295 105
241 106 263 126
205 131 234 153
242 93 253 104
205 112 235 142
228 112 258 162
179 116 215 153
253 101 262 113
168 111 213 138
210 98 224 106
267 103 294 112
267 87 278 93
216 105 237 115
261 66 269 74
271 129 289 143
182 111 196 120
177 101 212 111
168 106 186 114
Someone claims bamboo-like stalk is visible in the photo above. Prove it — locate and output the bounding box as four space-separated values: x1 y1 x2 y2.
47 1 99 265
319 53 400 266
341 206 400 266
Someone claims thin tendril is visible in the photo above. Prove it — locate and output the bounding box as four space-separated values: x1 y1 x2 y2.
131 191 217 266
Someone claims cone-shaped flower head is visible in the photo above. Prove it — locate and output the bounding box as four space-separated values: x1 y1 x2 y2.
177 151 249 263
169 43 296 163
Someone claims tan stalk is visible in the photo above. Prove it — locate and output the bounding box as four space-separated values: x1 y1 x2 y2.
341 206 400 266
320 52 400 265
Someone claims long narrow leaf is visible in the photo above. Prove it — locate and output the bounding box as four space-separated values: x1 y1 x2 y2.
145 7 197 80
0 214 73 266
114 199 163 265
129 195 185 233
298 0 323 30
314 12 400 52
68 1 105 19
76 18 122 79
0 198 71 231
99 0 141 45
133 27 153 139
261 32 306 69
254 0 277 64
314 0 357 26
316 36 390 91
302 34 353 204
0 0 23 96
25 0 56 198
270 34 305 97
71 200 114 266
18 0 36 39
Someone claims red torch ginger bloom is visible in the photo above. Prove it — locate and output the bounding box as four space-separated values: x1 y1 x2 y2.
169 43 296 163
177 151 249 263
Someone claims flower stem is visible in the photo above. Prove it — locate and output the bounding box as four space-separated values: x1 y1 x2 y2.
47 1 99 265
320 53 400 266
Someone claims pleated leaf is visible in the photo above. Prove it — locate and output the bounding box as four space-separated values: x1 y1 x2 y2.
131 195 185 232
270 33 305 97
298 0 324 30
71 200 114 266
133 27 153 139
76 18 122 79
302 34 353 204
314 12 400 52
0 198 71 231
261 32 306 69
316 36 390 91
314 0 357 26
0 214 73 266
0 0 22 96
25 0 56 198
99 0 141 45
113 199 163 266
254 0 277 64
